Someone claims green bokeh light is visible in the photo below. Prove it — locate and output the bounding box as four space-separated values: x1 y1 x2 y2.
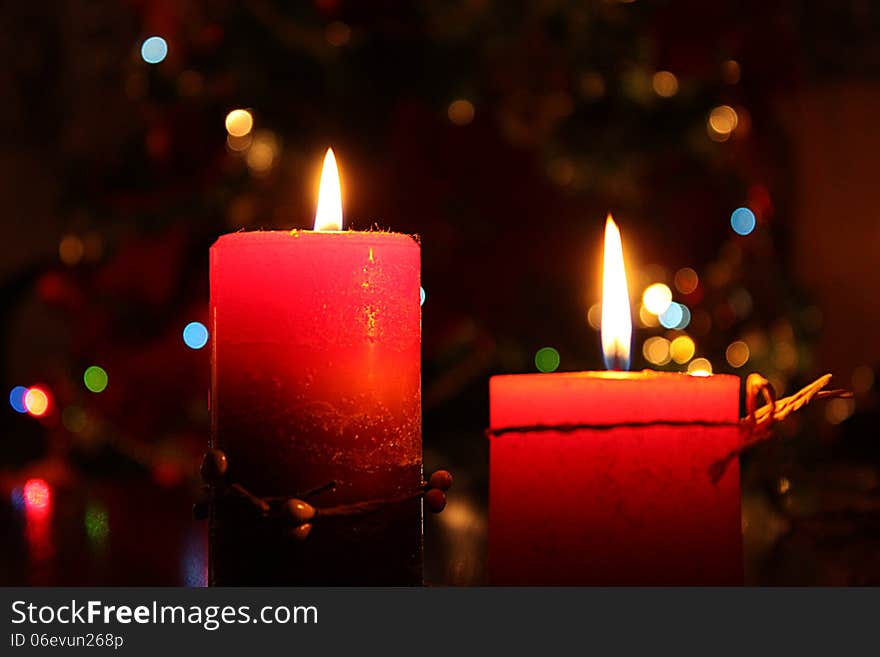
84 503 109 546
534 347 561 373
83 365 108 393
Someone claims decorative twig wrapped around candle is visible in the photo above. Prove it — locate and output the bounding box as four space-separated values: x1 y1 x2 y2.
707 373 853 483
196 447 452 543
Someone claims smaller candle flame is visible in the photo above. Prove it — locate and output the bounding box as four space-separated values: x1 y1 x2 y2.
601 214 632 370
314 148 343 231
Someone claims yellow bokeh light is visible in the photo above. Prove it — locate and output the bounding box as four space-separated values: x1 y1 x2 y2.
24 388 50 416
722 59 741 84
652 71 679 98
773 342 798 371
643 336 671 366
674 267 699 295
670 336 695 364
725 340 750 368
638 303 659 328
447 99 475 126
226 133 252 152
642 283 672 315
687 357 713 376
825 398 855 425
225 109 254 138
59 235 85 266
587 303 602 330
245 131 279 175
708 105 738 141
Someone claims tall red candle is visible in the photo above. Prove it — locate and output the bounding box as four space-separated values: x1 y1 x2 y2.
209 150 422 584
487 216 743 585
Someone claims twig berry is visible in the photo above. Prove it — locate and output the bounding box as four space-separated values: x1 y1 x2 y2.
425 488 446 513
286 498 316 524
200 449 228 485
428 470 453 491
290 523 312 541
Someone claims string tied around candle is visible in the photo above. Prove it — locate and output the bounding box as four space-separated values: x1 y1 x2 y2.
484 373 852 484
194 452 452 540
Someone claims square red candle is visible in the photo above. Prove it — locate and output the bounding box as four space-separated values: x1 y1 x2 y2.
487 216 743 585
488 371 743 585
209 151 422 585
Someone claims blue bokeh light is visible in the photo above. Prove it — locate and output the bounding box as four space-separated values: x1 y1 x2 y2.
659 302 686 329
140 36 168 64
182 322 209 349
674 304 691 329
9 386 27 413
420 287 426 306
730 207 756 236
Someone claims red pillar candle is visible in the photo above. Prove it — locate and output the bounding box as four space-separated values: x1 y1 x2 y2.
209 150 422 585
487 217 742 585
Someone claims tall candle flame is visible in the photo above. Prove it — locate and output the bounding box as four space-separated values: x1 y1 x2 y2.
601 214 632 370
314 148 343 231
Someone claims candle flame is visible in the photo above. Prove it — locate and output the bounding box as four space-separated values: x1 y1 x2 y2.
314 148 343 231
601 214 632 370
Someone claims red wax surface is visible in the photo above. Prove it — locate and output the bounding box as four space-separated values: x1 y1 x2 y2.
210 230 422 585
489 371 743 585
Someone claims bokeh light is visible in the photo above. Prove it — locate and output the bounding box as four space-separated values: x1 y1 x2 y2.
687 358 713 376
587 303 602 329
652 71 679 98
674 267 699 295
420 287 426 306
83 366 109 393
707 105 738 141
85 503 110 546
851 365 875 395
722 59 741 84
638 303 659 328
140 36 168 64
642 336 671 366
730 207 756 235
534 347 560 373
725 341 750 368
659 302 690 329
59 235 85 266
246 130 279 175
447 99 475 126
325 21 352 47
825 398 855 425
62 405 88 433
669 336 695 364
224 109 253 138
773 341 799 371
226 133 252 152
642 283 672 315
9 386 28 413
23 478 51 510
183 321 209 349
24 387 50 417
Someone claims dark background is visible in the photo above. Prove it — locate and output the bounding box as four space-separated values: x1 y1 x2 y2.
2 0 879 586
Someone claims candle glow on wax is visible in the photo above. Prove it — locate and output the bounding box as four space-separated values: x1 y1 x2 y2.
314 148 343 231
600 215 632 370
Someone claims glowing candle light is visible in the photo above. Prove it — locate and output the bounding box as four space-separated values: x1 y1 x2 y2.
488 215 742 585
210 148 421 585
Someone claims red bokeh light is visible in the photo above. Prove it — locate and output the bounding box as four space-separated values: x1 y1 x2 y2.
23 478 51 511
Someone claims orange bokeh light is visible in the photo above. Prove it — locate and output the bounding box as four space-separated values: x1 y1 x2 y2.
24 387 50 417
